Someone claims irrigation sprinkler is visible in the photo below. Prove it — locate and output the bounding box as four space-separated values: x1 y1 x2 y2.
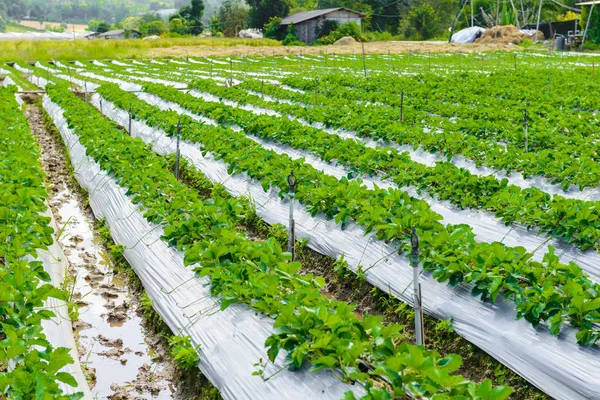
411 227 424 346
524 108 529 152
361 42 367 79
287 171 297 261
400 88 404 123
175 119 182 180
128 104 133 136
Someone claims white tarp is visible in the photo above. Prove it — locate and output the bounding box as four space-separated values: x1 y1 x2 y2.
452 27 486 44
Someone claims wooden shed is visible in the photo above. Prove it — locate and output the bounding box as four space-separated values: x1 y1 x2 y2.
280 8 365 44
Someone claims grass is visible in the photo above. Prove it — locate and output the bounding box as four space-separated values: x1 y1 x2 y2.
5 22 43 33
0 37 281 62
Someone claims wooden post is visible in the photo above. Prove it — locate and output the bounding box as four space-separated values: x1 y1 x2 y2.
524 108 528 152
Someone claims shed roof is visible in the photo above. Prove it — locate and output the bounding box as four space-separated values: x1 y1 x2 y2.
281 8 365 25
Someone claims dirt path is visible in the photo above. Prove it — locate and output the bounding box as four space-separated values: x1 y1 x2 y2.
25 98 179 399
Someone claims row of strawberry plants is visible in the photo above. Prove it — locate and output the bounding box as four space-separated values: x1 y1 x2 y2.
94 80 600 346
237 76 600 190
112 75 600 255
45 81 513 399
93 60 600 190
0 86 81 399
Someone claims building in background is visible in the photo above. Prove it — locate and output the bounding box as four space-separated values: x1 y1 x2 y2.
280 8 365 44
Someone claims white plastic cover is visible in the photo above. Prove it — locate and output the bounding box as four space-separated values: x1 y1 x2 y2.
43 95 364 400
36 209 93 399
451 27 486 44
89 94 600 400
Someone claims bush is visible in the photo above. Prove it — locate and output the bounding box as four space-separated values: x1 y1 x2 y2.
317 22 365 45
316 19 339 39
282 22 299 45
264 16 284 40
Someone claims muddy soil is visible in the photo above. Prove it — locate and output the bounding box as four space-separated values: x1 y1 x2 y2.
25 98 181 399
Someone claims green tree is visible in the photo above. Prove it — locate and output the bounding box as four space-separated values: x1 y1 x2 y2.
247 0 290 29
407 3 439 39
0 15 5 33
191 0 205 20
218 0 250 37
581 5 600 44
169 17 187 34
141 20 168 35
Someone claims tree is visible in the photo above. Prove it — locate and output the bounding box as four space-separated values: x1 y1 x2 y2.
247 0 290 29
406 3 439 39
169 17 187 34
88 19 111 33
0 15 5 33
191 0 205 20
218 0 250 37
141 20 168 35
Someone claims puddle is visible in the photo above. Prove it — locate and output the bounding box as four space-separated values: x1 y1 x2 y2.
27 102 176 399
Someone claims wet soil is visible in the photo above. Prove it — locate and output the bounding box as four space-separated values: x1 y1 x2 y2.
25 97 180 399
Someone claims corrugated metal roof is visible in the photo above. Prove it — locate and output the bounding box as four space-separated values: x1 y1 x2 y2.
281 8 365 25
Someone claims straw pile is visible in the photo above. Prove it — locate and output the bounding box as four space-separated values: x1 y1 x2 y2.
333 36 358 46
476 25 544 45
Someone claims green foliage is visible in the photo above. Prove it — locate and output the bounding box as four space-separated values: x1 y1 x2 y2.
47 79 513 399
406 3 438 40
264 16 284 40
581 5 600 44
140 20 168 36
247 0 290 29
168 335 201 370
170 18 187 35
317 22 365 44
282 22 299 45
315 19 339 39
0 86 80 399
218 0 250 37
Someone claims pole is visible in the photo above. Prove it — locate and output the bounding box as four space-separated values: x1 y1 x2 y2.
175 119 181 180
471 0 474 27
582 3 595 49
524 108 528 152
535 0 543 43
84 81 88 104
400 88 404 123
261 79 264 98
100 98 103 117
411 228 424 346
230 58 233 86
361 42 367 79
287 171 296 261
514 53 517 71
128 104 133 136
315 78 319 105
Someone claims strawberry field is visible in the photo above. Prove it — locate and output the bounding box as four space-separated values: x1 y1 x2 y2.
3 51 600 399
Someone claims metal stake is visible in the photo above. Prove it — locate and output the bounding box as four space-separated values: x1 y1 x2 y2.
100 98 103 117
315 78 319 105
361 42 367 79
261 79 264 98
175 119 182 180
524 108 529 152
287 171 297 260
128 104 133 136
400 88 404 123
411 228 424 346
84 81 88 104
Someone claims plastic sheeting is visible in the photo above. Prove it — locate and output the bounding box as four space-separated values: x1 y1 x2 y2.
44 95 364 400
130 89 600 284
36 208 93 399
451 27 486 44
90 93 600 400
53 70 600 286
